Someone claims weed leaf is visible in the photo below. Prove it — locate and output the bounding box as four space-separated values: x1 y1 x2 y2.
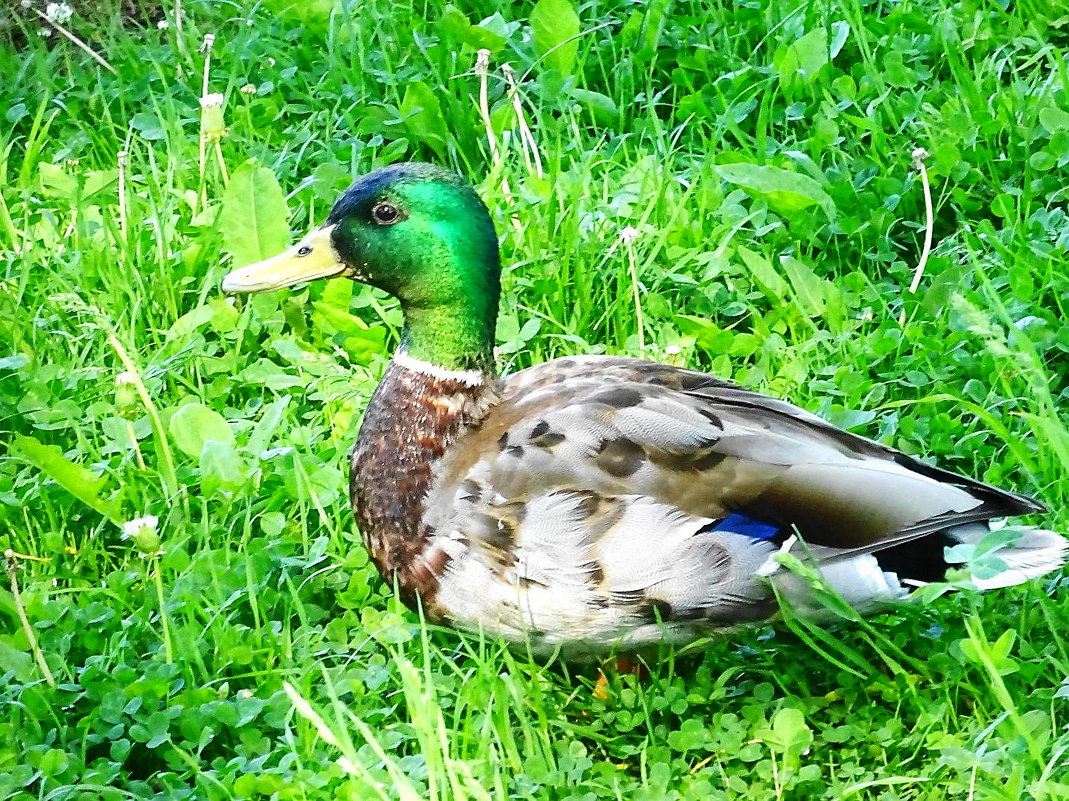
168 403 235 460
220 160 291 267
716 163 836 217
531 0 580 76
11 435 121 523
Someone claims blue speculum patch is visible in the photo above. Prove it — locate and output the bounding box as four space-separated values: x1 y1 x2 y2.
711 512 780 541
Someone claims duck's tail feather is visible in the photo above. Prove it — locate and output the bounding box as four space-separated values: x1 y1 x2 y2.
948 524 1068 590
764 524 1066 618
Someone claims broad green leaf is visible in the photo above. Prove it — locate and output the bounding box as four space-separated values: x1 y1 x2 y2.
570 89 620 125
754 708 813 757
168 403 235 460
971 527 1023 560
737 246 788 297
716 163 835 218
343 327 388 364
781 255 829 318
990 629 1017 664
774 22 848 90
219 160 291 268
311 300 367 338
167 303 217 338
0 354 29 370
247 396 292 456
38 162 78 199
11 435 121 522
83 169 118 200
476 13 521 48
130 110 166 141
0 639 35 683
400 81 450 159
438 5 510 50
531 0 580 76
260 0 339 27
674 315 734 352
199 440 247 492
1039 106 1069 133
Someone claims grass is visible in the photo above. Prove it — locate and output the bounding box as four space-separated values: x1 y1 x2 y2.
2 0 1068 798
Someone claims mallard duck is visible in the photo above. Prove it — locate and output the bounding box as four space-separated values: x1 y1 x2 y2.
222 162 1066 656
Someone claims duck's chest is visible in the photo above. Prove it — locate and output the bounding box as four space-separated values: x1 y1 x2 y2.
349 358 497 608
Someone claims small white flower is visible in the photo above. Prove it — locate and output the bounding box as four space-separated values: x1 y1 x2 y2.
200 92 225 108
665 344 681 356
45 2 73 25
239 83 256 95
267 57 276 67
157 19 169 30
200 33 216 53
618 225 641 244
122 515 163 557
122 515 159 539
116 370 137 385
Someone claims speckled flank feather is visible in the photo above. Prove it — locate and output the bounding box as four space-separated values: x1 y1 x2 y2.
352 353 1064 656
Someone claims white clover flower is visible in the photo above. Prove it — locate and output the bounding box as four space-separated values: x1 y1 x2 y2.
199 92 225 108
122 515 159 539
122 515 163 557
116 370 137 385
157 19 169 30
239 83 256 95
618 225 641 244
665 344 681 356
45 2 73 24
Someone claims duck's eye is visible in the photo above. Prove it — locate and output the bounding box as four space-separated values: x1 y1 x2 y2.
296 245 312 256
371 202 401 225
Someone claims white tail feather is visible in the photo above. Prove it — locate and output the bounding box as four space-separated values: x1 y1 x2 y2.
969 528 1068 590
772 554 909 618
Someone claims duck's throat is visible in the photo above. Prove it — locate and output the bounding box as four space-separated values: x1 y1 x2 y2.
350 352 499 606
400 301 497 374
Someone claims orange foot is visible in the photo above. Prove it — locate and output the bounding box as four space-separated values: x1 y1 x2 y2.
593 655 649 700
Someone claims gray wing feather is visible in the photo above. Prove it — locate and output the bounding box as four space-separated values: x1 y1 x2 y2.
421 355 1045 645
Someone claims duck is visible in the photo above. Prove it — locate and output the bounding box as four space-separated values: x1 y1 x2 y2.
222 162 1066 656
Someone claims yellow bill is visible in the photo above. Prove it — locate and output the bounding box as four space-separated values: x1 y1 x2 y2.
221 225 344 293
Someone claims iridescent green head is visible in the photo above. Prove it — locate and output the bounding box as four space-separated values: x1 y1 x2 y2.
223 163 501 372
